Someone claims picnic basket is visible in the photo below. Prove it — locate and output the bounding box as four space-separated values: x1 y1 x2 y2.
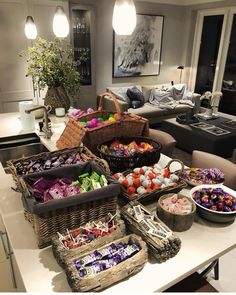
97 136 162 173
121 159 187 203
56 92 149 154
65 234 148 292
7 145 109 193
51 214 126 268
21 162 120 248
121 201 181 262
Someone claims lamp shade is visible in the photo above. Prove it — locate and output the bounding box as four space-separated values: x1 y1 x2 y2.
24 16 37 40
112 0 136 35
53 6 69 38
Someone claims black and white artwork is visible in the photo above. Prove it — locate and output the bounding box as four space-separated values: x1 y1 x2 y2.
113 14 164 77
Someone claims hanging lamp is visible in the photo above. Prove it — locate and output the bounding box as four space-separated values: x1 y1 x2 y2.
24 16 37 40
53 6 69 38
112 0 136 35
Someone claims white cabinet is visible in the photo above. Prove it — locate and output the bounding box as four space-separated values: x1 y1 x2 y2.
0 214 25 292
0 0 70 112
0 0 33 113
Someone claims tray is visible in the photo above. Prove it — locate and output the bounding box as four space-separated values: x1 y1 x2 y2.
121 159 187 203
121 201 181 262
65 234 148 292
51 214 126 267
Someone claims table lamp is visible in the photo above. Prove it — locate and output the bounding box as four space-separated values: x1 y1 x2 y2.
177 65 184 84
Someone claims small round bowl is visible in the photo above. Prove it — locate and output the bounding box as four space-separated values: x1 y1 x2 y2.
157 193 196 232
190 184 236 223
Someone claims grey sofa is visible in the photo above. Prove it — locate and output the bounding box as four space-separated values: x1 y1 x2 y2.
102 84 201 125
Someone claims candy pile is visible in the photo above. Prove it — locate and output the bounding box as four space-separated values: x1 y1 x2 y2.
121 202 181 262
14 150 92 176
193 187 236 212
57 213 117 250
100 140 154 157
80 113 120 129
113 163 179 198
70 107 95 119
160 194 193 214
181 168 224 185
73 241 141 277
32 171 108 203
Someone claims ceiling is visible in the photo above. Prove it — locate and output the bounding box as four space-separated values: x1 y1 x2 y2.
136 0 225 6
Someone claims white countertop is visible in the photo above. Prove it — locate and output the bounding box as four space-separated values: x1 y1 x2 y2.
0 112 236 292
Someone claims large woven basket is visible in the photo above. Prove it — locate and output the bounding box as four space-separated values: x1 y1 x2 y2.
7 145 109 193
97 136 162 173
121 159 187 203
121 201 181 263
51 215 126 268
65 234 148 292
21 162 120 248
75 92 149 154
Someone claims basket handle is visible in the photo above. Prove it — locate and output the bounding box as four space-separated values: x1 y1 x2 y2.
98 92 121 120
165 159 185 173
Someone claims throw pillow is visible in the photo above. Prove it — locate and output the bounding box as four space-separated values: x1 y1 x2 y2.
108 88 131 107
131 100 143 109
126 86 145 108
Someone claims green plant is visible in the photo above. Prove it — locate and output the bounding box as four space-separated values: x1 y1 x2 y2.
20 37 87 101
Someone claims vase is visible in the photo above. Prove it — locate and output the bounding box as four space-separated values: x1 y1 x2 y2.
205 108 213 117
44 86 71 113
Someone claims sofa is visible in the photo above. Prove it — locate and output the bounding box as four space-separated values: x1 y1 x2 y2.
101 84 201 125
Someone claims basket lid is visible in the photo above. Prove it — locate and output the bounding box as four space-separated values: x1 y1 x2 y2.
56 118 85 150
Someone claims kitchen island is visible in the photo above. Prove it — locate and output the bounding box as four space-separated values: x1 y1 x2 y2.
0 112 236 292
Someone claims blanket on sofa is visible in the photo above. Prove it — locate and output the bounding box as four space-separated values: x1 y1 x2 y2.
149 84 194 109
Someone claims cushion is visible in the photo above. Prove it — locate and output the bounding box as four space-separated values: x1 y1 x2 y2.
131 100 143 109
128 103 166 118
127 86 145 109
106 85 142 108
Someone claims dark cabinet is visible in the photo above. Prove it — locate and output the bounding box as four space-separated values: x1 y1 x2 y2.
71 8 92 85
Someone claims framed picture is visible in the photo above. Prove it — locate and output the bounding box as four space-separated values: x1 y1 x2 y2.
113 14 164 78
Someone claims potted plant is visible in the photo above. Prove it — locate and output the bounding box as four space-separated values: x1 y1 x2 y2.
20 37 87 113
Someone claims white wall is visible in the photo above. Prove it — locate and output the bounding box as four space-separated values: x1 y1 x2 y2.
95 0 190 94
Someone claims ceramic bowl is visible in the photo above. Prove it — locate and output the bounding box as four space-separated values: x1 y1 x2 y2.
190 184 236 223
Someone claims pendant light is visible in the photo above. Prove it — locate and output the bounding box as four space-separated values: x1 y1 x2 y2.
112 0 136 35
24 16 37 40
53 6 69 38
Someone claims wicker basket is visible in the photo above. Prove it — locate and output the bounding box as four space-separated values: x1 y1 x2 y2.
65 234 148 292
121 201 181 263
7 145 109 193
51 215 126 268
77 92 149 155
97 136 162 173
21 162 120 248
121 159 187 203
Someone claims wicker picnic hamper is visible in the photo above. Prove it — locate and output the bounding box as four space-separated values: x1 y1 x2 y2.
21 162 120 248
57 92 149 154
51 214 126 268
121 159 187 203
65 234 148 292
7 145 109 193
97 136 162 173
121 201 181 263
